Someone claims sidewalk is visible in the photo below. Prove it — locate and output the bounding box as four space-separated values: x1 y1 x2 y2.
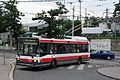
0 46 16 50
98 67 120 80
0 57 14 80
97 55 120 79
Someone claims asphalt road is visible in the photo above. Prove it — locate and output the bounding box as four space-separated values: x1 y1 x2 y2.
14 59 120 80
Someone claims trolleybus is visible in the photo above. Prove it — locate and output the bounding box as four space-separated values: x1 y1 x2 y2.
16 36 90 68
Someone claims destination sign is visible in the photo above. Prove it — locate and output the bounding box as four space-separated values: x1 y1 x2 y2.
19 37 38 45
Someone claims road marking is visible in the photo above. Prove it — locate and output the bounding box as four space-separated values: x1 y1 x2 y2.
96 65 101 67
88 65 93 68
9 59 13 61
77 64 85 70
11 60 16 63
58 67 64 69
67 65 75 69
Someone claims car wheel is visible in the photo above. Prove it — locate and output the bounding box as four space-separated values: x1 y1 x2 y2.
107 56 111 60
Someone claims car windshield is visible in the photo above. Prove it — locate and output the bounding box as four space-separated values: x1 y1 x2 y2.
100 51 110 54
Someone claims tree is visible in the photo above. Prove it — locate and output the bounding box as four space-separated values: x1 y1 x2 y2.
32 2 69 38
0 5 5 32
74 20 82 36
64 20 82 36
0 1 24 44
83 16 103 27
113 3 120 17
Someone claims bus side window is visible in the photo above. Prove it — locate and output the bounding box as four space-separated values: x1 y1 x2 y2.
57 44 66 54
41 43 49 53
49 44 57 54
81 44 88 52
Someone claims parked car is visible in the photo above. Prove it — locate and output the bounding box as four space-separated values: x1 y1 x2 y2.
90 50 115 60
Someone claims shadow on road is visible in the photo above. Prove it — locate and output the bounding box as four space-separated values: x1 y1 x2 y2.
16 62 88 72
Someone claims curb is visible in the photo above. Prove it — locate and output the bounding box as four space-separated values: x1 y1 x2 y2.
7 59 15 80
97 68 120 80
115 58 120 60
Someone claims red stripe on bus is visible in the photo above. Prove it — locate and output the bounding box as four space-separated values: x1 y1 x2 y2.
19 58 33 63
56 56 79 61
52 40 68 43
81 55 89 58
68 41 88 44
40 55 88 63
39 39 88 44
40 58 52 63
40 40 52 43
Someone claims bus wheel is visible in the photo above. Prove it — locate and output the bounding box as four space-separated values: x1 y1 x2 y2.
77 57 82 65
50 60 57 68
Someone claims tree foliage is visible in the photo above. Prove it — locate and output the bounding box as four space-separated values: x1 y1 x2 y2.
0 1 24 42
83 16 103 27
113 3 120 17
32 2 69 38
74 20 82 36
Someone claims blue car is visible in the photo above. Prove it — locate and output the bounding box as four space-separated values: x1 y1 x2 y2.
90 50 115 60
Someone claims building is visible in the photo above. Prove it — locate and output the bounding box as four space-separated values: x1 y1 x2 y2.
23 22 48 32
81 16 120 37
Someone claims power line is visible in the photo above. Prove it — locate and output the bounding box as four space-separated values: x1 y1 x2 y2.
17 0 64 2
0 0 65 2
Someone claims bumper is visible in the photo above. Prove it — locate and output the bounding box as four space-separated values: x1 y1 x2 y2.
16 60 49 67
82 57 90 61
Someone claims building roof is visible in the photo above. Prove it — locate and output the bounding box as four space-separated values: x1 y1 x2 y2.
82 27 103 34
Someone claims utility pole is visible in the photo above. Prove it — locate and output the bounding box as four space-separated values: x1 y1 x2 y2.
72 6 75 37
105 8 109 19
85 8 87 18
79 0 82 21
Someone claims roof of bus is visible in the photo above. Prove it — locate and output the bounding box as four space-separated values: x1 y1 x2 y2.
39 37 89 44
19 36 89 44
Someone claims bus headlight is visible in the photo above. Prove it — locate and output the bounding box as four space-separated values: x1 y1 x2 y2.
34 59 38 63
16 58 20 61
34 60 37 62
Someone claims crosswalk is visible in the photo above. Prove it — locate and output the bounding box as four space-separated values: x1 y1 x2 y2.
67 65 75 69
77 64 85 70
65 64 102 70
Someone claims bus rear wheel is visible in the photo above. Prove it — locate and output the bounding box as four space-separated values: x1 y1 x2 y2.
77 57 82 65
50 60 57 68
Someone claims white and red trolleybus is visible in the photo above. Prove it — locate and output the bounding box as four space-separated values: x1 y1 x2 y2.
16 36 90 67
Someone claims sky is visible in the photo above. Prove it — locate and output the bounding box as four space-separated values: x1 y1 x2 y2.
1 0 119 24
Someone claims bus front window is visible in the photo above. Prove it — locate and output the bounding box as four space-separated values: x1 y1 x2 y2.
23 44 39 56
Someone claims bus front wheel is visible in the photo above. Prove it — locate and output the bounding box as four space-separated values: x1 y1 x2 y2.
50 60 57 68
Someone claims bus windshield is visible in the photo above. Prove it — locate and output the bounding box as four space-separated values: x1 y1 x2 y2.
18 42 49 57
18 37 40 56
